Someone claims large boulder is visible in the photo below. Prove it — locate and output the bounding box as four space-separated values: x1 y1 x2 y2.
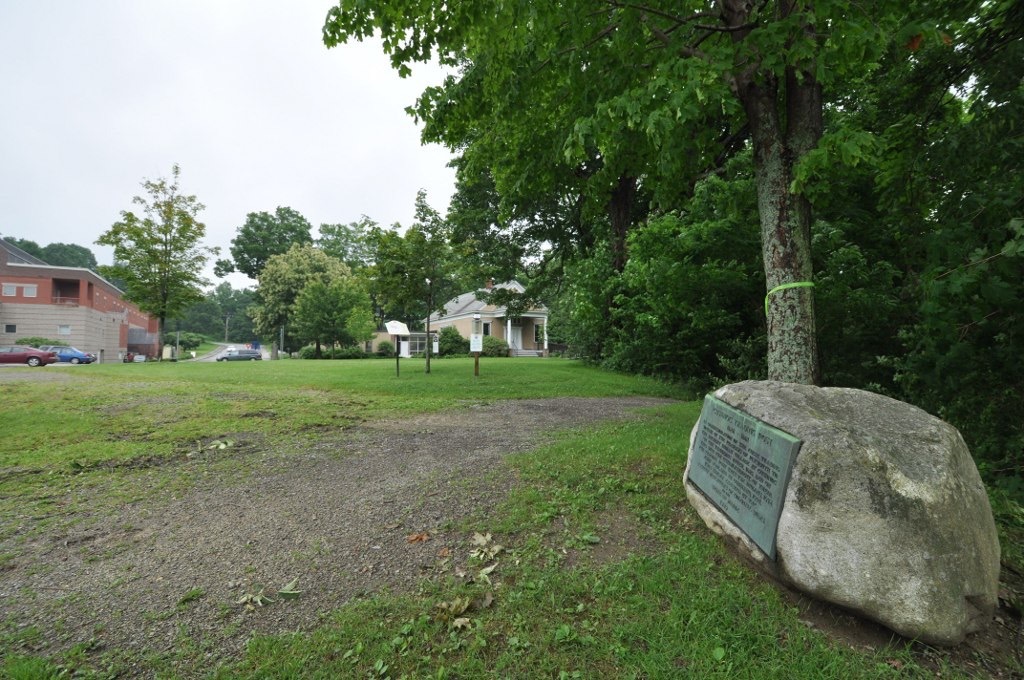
684 381 1000 645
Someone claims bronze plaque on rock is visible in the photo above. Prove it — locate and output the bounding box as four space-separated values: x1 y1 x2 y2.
687 395 801 560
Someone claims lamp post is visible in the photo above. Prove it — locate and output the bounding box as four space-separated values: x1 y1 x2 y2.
425 277 432 374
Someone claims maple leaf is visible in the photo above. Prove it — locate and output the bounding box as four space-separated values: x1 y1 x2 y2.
406 531 430 543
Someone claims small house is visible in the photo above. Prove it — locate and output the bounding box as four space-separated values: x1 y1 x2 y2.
429 280 548 356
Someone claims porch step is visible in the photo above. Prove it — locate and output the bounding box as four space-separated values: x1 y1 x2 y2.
511 349 545 357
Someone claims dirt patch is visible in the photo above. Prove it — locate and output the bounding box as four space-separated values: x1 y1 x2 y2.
0 397 671 668
545 510 663 571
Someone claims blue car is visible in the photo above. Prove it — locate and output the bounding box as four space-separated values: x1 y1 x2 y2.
38 345 96 364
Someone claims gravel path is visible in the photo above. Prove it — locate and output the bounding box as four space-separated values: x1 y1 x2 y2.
0 396 673 671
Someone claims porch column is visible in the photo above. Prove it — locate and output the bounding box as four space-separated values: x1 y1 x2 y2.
543 316 548 353
506 318 512 346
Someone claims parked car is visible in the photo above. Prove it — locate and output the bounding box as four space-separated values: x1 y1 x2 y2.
37 345 96 364
0 346 58 367
216 349 262 362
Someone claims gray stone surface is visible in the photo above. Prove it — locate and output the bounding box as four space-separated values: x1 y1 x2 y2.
684 381 1001 646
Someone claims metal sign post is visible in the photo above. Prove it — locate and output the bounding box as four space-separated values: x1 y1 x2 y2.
385 320 411 378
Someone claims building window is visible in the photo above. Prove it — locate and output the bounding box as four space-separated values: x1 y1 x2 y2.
483 322 491 337
23 284 37 297
2 284 15 296
406 334 438 354
3 324 15 334
58 325 71 336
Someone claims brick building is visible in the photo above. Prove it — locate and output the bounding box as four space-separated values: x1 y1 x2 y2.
0 238 159 362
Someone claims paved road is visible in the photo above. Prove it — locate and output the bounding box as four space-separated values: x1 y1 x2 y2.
199 345 270 362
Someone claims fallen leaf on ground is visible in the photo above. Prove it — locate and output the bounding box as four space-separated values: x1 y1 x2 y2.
278 578 302 599
406 532 430 543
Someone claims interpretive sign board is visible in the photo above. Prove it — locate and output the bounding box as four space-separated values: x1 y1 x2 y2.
469 334 483 353
687 395 802 560
384 320 410 337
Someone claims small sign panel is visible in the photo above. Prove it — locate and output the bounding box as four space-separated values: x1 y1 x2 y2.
687 395 801 559
385 320 410 336
470 334 483 353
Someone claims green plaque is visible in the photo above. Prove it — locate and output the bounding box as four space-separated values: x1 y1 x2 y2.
687 395 801 559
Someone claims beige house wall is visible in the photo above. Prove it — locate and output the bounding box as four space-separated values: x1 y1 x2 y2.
432 315 546 350
433 317 474 338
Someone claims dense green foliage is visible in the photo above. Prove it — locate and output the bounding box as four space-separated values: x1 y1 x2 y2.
437 325 469 356
166 283 258 344
296 344 369 360
2 238 98 269
251 244 368 355
362 191 465 331
14 337 63 348
481 335 509 358
317 216 376 271
214 206 313 279
292 277 376 353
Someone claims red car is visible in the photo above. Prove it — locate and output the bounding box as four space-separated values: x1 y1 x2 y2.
0 345 58 367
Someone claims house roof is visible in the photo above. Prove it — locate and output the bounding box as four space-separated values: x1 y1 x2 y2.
428 280 547 323
0 237 124 293
0 237 49 266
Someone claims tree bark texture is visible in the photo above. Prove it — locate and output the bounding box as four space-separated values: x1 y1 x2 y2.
725 0 821 385
608 174 637 274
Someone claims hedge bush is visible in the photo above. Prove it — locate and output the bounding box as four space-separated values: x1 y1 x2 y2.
298 344 367 359
481 335 509 357
438 326 469 356
16 337 62 348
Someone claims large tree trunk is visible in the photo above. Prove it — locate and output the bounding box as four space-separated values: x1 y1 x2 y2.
608 174 636 274
728 1 821 385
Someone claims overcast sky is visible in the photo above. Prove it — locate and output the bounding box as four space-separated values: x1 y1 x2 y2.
0 1 455 289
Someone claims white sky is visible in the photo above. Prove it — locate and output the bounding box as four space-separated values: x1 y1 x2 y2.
0 1 456 289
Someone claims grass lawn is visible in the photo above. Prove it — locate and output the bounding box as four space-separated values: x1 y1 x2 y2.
0 358 1012 678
